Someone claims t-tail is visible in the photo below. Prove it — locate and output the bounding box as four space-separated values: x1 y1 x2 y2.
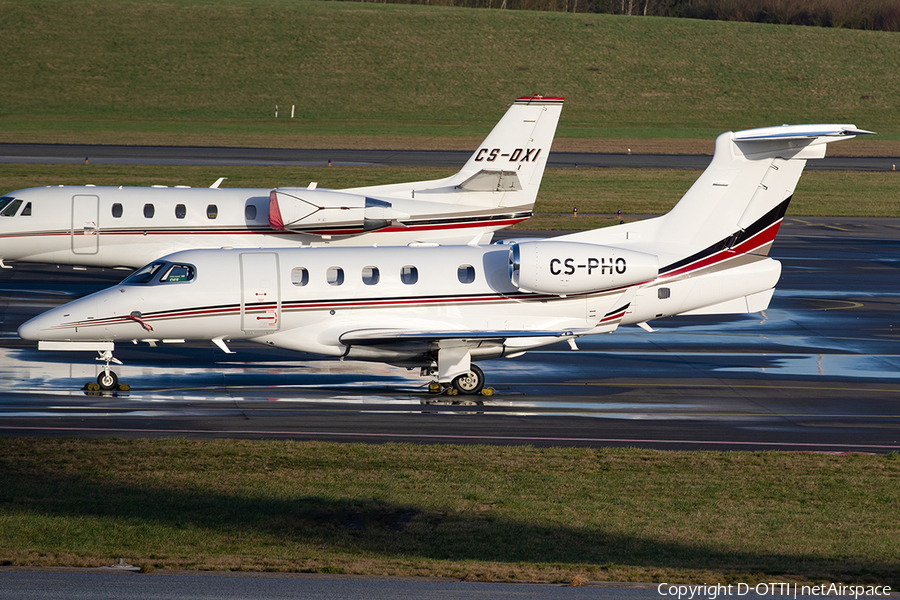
557 124 874 320
269 96 564 238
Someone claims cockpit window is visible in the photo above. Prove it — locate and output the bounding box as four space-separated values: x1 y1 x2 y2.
0 197 14 213
160 264 194 282
121 261 196 285
123 262 166 284
21 202 32 216
0 198 23 217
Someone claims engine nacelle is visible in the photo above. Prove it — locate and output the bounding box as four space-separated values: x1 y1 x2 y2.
268 189 409 235
509 241 658 295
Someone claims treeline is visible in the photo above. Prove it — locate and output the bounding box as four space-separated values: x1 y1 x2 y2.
336 0 900 31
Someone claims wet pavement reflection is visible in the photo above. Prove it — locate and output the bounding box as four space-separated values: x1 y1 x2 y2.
1 222 898 451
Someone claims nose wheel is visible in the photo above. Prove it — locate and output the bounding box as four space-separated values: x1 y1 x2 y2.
87 349 127 392
97 370 119 391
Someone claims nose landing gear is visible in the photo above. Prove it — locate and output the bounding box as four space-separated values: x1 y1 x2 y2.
84 350 129 392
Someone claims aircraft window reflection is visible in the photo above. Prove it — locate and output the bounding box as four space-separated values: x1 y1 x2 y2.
123 262 166 284
400 265 418 285
207 204 218 219
175 204 187 219
1 199 23 217
112 203 123 218
160 264 195 283
143 204 155 218
362 266 379 285
291 267 309 287
326 267 344 286
245 204 257 220
458 265 476 284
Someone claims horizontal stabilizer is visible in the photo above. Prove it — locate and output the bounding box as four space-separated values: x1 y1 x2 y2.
456 170 522 192
733 124 876 142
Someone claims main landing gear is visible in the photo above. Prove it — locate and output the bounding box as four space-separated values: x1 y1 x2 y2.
427 364 493 398
451 364 485 395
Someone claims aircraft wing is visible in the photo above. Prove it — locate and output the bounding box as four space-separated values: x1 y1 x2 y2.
339 329 590 346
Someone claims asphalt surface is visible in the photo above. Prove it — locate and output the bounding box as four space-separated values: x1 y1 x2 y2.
1 142 897 170
1 217 898 453
1 570 879 600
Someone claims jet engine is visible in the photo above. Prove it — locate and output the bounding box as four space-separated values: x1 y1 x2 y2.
269 189 409 235
509 241 658 295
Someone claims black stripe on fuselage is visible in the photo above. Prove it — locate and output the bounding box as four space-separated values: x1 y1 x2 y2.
659 196 791 276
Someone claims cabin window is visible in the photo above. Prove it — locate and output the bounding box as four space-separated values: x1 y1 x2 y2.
245 204 257 220
362 266 379 286
326 266 344 286
458 264 476 284
400 265 418 285
160 264 195 283
0 199 22 217
143 204 155 218
291 267 309 287
658 287 671 300
112 203 123 218
207 204 218 219
20 202 32 216
175 204 187 219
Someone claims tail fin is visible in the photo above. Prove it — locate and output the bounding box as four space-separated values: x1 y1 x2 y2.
562 124 873 260
655 124 874 254
344 96 564 212
451 95 564 204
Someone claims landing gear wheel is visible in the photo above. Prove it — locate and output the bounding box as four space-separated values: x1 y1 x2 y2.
451 364 484 395
97 371 119 391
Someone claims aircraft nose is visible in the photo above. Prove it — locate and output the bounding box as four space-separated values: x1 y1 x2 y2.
18 312 50 341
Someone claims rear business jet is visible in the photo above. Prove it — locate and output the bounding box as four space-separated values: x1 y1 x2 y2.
19 124 873 393
0 96 563 269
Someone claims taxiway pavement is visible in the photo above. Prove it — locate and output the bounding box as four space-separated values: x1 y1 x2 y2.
1 218 898 452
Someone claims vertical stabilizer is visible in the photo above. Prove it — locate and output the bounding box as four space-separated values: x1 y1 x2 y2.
655 124 873 253
343 96 563 214
561 124 873 260
453 96 564 193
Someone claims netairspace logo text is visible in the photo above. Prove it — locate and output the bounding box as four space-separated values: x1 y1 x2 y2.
657 583 893 599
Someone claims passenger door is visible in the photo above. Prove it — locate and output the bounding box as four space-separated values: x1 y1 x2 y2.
240 252 281 334
71 194 99 255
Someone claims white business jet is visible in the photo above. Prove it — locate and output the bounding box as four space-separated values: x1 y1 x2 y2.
19 124 873 393
0 96 563 269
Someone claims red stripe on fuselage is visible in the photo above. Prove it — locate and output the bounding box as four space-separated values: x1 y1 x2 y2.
659 219 782 280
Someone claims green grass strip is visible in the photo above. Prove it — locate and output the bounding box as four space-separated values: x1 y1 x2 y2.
2 1 899 144
1 438 898 584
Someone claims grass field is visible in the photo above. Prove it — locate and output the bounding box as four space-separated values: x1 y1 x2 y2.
1 438 898 584
2 0 899 151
